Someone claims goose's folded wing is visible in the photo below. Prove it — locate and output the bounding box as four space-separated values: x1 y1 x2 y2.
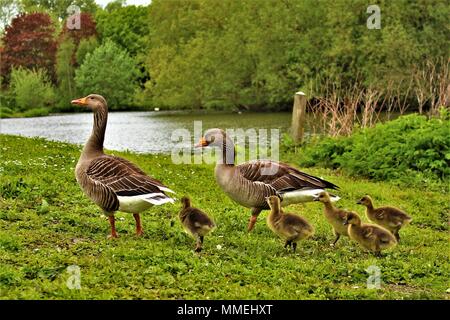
237 160 338 192
86 155 175 196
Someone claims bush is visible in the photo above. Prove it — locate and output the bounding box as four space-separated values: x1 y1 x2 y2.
21 108 50 118
299 113 450 184
0 90 16 116
75 40 139 109
9 68 55 111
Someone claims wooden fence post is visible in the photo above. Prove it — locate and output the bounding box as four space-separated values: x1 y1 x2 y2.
291 91 306 143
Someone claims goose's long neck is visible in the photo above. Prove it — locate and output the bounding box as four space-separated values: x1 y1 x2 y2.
218 136 236 166
83 106 107 158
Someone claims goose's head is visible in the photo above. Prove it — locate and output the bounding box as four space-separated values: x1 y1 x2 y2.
71 94 107 111
343 212 361 226
195 128 227 148
357 195 373 207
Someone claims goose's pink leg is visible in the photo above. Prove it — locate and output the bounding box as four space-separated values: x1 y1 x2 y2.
247 208 262 231
133 213 143 236
108 215 119 238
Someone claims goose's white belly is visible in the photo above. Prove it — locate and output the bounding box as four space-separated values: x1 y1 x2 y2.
281 189 340 206
117 196 154 213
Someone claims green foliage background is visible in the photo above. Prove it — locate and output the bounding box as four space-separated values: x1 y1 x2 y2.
74 40 139 109
297 113 450 185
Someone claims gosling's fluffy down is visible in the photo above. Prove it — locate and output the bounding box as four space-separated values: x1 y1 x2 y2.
266 195 314 252
357 195 412 242
344 211 397 256
313 191 350 246
179 196 215 252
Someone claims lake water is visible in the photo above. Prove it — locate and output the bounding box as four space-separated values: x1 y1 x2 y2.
0 111 298 153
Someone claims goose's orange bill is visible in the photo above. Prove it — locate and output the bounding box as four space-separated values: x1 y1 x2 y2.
195 137 209 148
71 97 88 106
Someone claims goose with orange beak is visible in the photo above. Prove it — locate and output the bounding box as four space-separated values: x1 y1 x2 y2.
72 94 175 238
195 128 339 231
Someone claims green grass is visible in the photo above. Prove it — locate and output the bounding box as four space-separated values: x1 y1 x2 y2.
0 134 448 299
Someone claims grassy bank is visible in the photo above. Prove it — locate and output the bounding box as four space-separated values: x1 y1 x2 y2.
0 134 448 299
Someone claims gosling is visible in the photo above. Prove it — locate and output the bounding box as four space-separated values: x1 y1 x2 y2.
357 195 412 242
179 196 215 252
266 195 314 252
344 211 397 256
313 191 350 246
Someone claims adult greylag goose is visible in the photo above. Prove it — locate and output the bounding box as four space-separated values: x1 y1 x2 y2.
195 128 339 231
71 94 175 238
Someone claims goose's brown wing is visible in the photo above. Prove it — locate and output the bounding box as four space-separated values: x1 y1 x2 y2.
237 160 338 192
86 155 173 197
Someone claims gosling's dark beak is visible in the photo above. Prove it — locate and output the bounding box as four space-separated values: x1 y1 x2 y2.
71 97 88 106
356 200 362 205
313 197 320 201
194 137 208 148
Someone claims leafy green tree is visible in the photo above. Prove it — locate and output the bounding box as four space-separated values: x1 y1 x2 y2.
75 36 98 66
75 40 139 108
95 3 150 56
56 37 76 110
20 0 98 20
143 0 449 111
10 67 55 111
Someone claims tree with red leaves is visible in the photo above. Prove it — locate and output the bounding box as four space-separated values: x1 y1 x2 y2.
59 12 97 66
61 12 97 48
1 12 57 83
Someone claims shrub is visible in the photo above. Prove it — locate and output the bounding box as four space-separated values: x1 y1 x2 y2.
9 68 55 111
298 113 450 184
75 40 139 109
22 108 50 118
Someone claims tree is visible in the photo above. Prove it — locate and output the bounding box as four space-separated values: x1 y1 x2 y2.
60 12 97 48
10 67 55 111
56 37 76 110
75 36 98 66
95 3 150 56
143 0 449 111
1 12 57 83
0 0 21 32
20 0 98 20
75 40 139 108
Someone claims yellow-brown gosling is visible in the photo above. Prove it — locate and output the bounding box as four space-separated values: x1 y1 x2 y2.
357 195 412 242
313 191 350 246
72 94 175 238
344 211 397 256
179 196 216 252
266 195 314 252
